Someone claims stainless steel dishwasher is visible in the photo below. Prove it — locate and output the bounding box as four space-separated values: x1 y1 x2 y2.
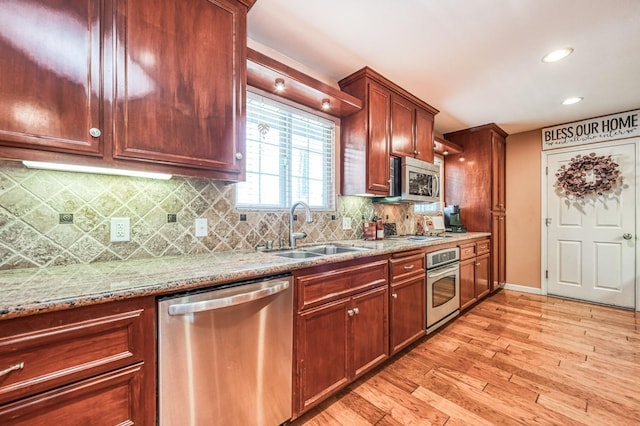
158 275 293 426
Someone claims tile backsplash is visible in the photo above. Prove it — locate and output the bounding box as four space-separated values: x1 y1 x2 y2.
0 160 419 271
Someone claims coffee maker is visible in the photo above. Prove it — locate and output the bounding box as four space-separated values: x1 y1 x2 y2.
444 205 467 233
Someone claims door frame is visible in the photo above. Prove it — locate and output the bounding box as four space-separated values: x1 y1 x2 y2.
540 137 640 311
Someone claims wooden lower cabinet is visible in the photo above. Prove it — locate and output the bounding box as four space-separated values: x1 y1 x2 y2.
389 250 426 354
459 239 491 310
0 297 155 424
0 364 145 425
294 257 389 417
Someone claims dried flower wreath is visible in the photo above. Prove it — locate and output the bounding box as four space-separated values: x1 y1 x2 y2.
555 152 620 198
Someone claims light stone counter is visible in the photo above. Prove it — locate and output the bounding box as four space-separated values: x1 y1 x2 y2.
0 232 489 320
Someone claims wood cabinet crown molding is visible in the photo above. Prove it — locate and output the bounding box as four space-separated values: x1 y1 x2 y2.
445 122 508 139
338 66 439 116
247 48 363 117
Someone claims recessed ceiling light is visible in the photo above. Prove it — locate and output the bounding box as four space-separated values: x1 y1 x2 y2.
562 97 583 105
542 48 574 63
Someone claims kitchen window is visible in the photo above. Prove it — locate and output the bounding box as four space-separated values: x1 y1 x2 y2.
236 90 336 209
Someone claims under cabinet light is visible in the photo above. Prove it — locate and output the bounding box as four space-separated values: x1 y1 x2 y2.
274 78 285 91
22 161 172 180
321 99 331 110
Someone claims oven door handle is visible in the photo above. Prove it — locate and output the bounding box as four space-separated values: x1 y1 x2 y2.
427 264 459 278
167 280 290 316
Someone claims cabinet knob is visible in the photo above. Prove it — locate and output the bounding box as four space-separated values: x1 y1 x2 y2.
475 262 481 267
235 152 243 160
353 307 360 315
392 293 398 299
89 128 101 138
347 309 354 317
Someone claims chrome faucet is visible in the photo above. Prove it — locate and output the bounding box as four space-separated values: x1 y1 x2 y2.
289 201 313 248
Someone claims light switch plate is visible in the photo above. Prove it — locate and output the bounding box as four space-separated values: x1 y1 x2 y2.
195 218 208 237
342 217 352 230
110 217 130 242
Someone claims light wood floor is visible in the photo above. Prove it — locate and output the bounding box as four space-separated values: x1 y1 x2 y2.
291 290 640 425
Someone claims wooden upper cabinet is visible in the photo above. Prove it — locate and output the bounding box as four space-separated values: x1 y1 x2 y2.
491 131 506 211
113 0 245 175
0 0 103 156
367 82 392 194
0 0 252 180
390 95 435 163
339 67 437 196
414 108 435 163
390 95 414 158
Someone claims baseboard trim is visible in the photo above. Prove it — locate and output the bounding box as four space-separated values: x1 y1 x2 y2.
503 283 543 295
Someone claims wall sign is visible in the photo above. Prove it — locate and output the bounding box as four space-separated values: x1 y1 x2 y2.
542 109 639 150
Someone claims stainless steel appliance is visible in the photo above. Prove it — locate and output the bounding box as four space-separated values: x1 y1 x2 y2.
426 247 460 334
399 156 440 203
158 275 293 426
444 205 467 233
375 157 440 203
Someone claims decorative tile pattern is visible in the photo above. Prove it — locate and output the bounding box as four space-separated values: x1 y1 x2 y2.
0 160 426 270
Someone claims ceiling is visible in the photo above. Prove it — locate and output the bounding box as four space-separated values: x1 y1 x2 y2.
247 0 640 136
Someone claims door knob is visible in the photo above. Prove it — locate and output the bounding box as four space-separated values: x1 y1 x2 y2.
623 233 633 240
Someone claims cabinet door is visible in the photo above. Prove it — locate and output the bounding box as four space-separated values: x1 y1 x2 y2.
492 132 506 211
459 257 476 310
0 364 149 425
351 286 389 378
475 252 491 299
414 108 435 163
297 298 350 413
492 213 506 291
0 0 103 155
390 275 426 354
114 0 245 175
390 95 414 158
366 82 391 193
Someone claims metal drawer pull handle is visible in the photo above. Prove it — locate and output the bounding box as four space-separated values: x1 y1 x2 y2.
168 281 289 315
353 307 360 315
0 362 24 377
403 264 415 270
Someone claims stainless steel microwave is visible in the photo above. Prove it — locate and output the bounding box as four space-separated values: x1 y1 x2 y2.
388 156 441 203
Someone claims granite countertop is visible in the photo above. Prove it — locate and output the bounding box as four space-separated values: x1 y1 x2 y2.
0 232 490 320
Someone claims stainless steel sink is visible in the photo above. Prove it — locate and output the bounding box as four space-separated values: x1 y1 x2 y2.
274 251 323 259
304 244 371 255
272 244 371 258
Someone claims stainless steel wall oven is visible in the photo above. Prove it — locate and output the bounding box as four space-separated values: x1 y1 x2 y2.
426 247 460 334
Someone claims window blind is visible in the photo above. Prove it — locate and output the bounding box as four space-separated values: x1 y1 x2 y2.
236 91 336 209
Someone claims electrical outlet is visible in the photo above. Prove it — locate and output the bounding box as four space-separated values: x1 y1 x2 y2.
342 217 352 230
110 217 130 242
195 218 208 237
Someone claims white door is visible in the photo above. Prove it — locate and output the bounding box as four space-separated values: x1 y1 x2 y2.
546 142 636 308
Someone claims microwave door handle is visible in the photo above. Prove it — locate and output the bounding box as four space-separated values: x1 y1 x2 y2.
167 280 290 316
433 174 440 197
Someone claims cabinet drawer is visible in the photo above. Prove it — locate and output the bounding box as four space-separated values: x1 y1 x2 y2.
459 243 476 260
0 298 153 405
476 239 490 255
297 260 388 310
390 252 425 281
0 364 145 424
